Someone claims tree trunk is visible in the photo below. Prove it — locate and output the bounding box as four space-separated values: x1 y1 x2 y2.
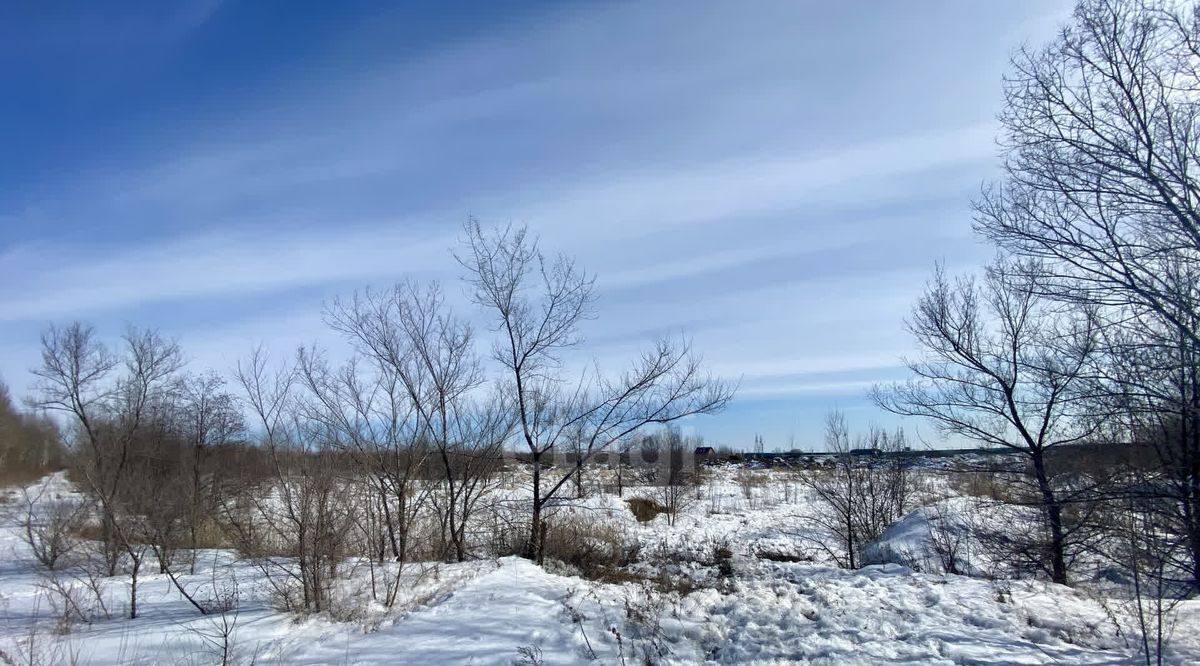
1187 360 1200 591
527 450 542 561
448 491 465 562
102 510 121 577
1031 451 1068 585
380 482 400 561
129 553 140 619
190 445 201 574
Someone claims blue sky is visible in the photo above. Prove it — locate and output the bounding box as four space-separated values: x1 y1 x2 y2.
0 0 1072 449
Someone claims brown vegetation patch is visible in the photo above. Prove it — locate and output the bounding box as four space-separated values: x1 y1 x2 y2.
626 497 667 522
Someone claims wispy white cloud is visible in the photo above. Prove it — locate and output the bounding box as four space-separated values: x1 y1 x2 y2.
0 0 1075 442
0 119 990 324
736 379 886 399
521 124 996 246
0 224 451 322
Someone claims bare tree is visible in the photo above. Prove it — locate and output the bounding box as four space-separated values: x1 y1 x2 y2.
376 281 507 562
873 264 1100 584
977 0 1200 348
292 344 432 577
973 0 1200 588
132 417 192 575
29 324 117 575
457 220 734 562
176 371 244 572
229 347 354 613
641 427 697 527
608 436 638 498
321 280 512 565
435 396 511 561
18 483 85 570
31 323 184 617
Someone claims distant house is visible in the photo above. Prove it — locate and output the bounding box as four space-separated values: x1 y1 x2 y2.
694 446 717 462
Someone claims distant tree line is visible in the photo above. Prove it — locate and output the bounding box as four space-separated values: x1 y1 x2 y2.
0 381 63 485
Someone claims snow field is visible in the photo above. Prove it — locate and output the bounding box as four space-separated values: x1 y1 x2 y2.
1 468 1198 664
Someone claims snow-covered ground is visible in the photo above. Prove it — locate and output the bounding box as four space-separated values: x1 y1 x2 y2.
1 470 1198 665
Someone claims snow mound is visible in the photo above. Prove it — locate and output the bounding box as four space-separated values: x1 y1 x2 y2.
863 498 990 576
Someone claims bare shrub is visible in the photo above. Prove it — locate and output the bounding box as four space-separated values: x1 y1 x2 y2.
558 591 599 661
1102 498 1189 666
959 499 1062 581
781 474 802 504
539 516 637 582
19 487 84 571
800 412 910 569
183 566 245 665
644 429 699 526
35 569 111 633
948 467 1015 502
0 613 82 666
735 468 762 502
706 483 726 515
926 502 970 576
516 644 544 666
620 580 674 664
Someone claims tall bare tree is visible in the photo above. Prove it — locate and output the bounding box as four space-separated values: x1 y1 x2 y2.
873 264 1100 584
977 0 1200 343
457 220 734 562
31 323 184 617
975 0 1200 590
321 280 512 564
230 346 354 613
177 371 244 572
